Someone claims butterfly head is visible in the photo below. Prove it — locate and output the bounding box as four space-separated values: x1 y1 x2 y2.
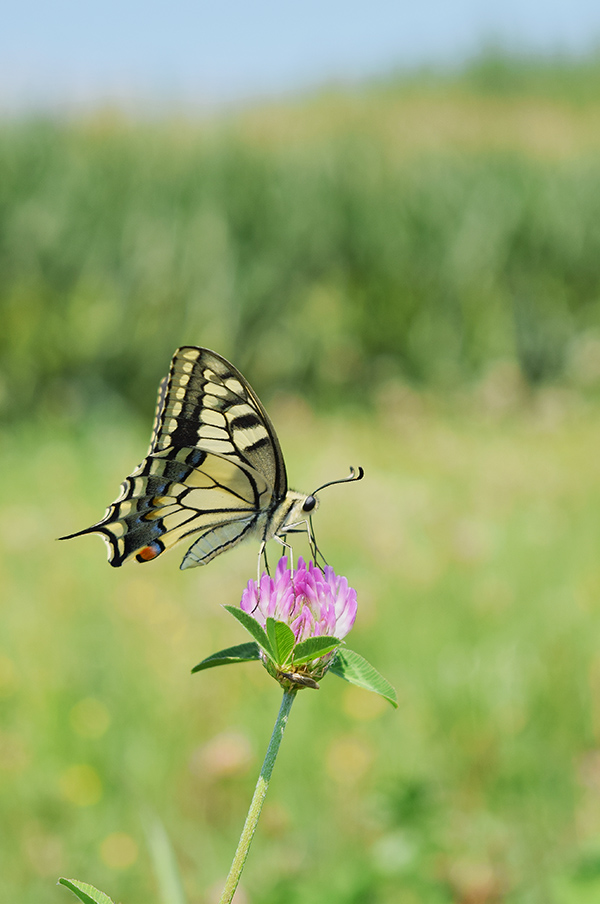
301 494 318 513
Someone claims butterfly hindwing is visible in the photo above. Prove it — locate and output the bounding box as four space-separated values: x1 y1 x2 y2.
95 447 273 566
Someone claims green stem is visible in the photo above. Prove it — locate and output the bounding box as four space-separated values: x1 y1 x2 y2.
218 688 297 904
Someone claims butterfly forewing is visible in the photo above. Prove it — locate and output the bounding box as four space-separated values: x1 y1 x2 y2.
152 348 287 490
60 346 303 568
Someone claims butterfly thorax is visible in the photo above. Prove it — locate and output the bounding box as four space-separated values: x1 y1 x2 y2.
264 490 319 542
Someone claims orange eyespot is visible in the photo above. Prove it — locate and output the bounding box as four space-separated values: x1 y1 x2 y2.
136 542 163 563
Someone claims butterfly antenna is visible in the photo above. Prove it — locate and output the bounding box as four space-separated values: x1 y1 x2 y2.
311 466 364 498
307 466 363 569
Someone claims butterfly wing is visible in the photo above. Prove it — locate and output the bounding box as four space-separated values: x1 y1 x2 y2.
61 346 290 568
150 347 287 490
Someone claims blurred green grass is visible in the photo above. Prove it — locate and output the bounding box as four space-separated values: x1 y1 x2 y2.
4 53 600 903
3 54 600 422
3 388 600 903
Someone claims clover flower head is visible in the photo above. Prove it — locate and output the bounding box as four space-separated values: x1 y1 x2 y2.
239 556 357 688
241 556 357 643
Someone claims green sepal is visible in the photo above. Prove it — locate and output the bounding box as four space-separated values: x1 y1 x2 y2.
58 878 115 904
292 636 342 666
266 618 295 666
329 648 398 708
192 642 261 673
223 606 275 661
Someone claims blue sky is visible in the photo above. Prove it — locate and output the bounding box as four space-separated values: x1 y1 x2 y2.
2 1 600 110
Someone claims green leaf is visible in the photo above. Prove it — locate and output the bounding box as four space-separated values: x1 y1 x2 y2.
266 618 295 665
292 636 342 666
223 606 274 660
329 649 398 708
266 617 279 660
275 621 296 665
58 878 115 904
192 642 260 673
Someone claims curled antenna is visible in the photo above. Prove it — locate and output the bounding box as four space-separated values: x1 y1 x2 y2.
279 467 364 571
305 467 364 569
311 466 364 498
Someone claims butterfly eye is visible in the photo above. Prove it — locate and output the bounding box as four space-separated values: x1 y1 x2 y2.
302 495 317 513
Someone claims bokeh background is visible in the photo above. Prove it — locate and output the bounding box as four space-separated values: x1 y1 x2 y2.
4 3 600 903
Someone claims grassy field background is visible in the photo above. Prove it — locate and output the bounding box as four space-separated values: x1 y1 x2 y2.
3 53 600 424
3 53 600 904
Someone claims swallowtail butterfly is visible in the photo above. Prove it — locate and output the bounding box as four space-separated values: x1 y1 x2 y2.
60 346 362 570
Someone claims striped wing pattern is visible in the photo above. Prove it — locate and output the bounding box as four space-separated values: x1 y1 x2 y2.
61 347 292 569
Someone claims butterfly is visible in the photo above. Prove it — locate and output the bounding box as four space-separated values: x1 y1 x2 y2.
60 346 363 570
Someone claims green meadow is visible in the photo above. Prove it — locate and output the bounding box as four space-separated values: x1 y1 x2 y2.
3 54 600 903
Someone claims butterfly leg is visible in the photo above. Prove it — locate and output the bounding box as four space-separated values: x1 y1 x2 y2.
275 518 319 569
291 516 328 568
256 540 266 585
252 536 293 613
262 543 271 577
256 540 272 584
308 514 328 568
273 533 295 572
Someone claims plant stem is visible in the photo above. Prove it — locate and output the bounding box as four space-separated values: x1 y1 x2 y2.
218 688 297 904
